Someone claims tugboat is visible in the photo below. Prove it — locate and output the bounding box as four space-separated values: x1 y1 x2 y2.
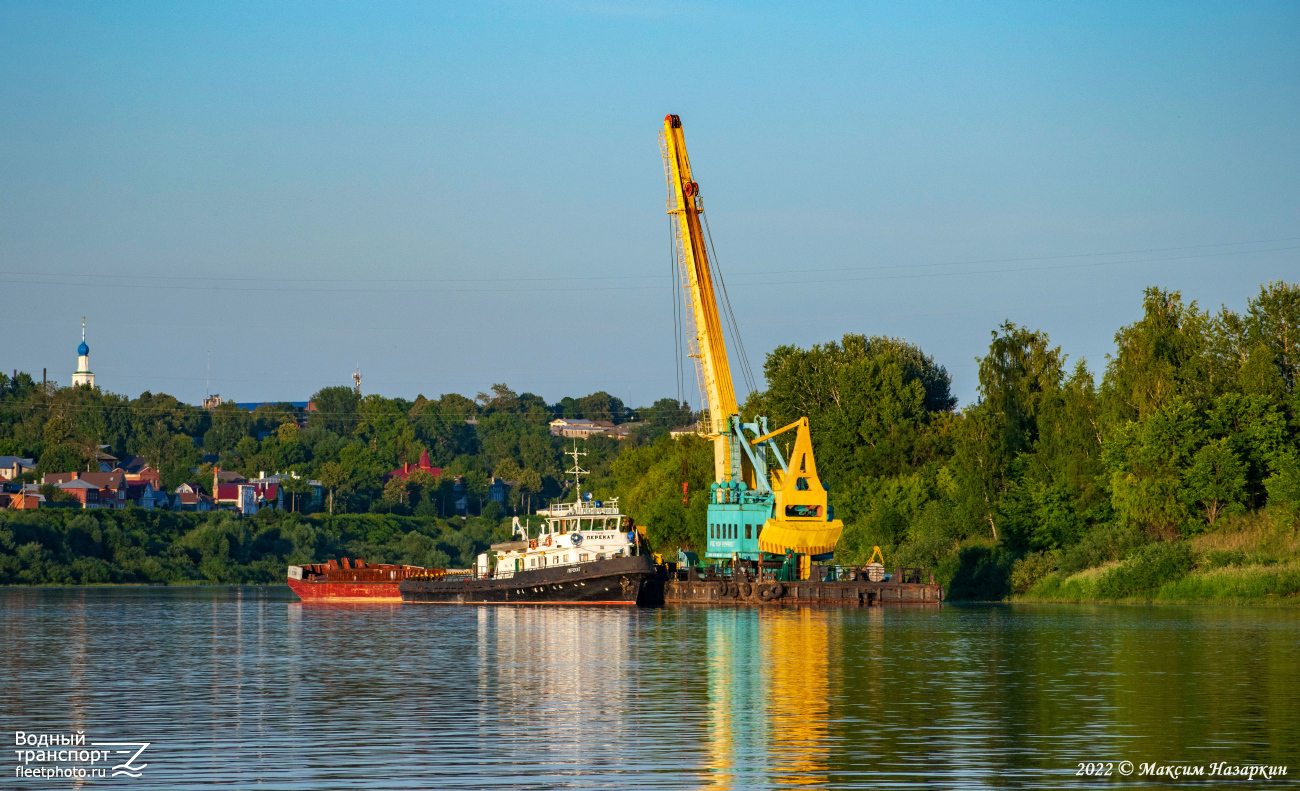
400 443 660 606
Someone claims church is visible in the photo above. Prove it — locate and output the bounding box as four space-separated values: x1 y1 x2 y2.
71 318 94 387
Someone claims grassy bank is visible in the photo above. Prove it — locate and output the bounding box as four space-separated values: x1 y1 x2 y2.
1013 509 1300 605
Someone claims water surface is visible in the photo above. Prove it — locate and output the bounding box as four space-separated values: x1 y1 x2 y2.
2 588 1297 789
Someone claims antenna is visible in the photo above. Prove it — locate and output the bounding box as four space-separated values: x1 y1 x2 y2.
206 351 211 399
565 439 589 503
353 368 362 395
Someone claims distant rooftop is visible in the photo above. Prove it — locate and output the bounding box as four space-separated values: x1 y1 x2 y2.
234 401 312 411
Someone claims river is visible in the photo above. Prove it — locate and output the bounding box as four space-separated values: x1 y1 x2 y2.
2 587 1296 789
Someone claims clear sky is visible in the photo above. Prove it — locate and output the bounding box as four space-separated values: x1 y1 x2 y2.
3 1 1297 410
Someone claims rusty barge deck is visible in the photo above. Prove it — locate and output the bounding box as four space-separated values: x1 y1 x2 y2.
664 578 943 605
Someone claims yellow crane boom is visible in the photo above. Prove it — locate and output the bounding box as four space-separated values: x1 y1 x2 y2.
660 114 842 566
661 114 738 484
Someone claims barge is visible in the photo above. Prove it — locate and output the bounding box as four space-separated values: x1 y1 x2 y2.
663 568 944 605
287 558 433 602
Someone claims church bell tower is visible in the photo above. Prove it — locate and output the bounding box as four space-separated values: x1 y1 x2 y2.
72 317 95 387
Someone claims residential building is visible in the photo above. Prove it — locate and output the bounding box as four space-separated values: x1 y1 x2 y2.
385 449 442 482
246 471 322 508
0 489 42 509
670 422 702 438
127 481 170 510
173 482 215 512
115 456 161 487
94 449 118 472
43 471 128 509
548 418 633 440
0 456 35 481
54 479 102 507
487 476 513 505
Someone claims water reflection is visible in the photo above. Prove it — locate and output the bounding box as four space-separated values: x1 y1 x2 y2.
702 609 835 787
1 591 1297 790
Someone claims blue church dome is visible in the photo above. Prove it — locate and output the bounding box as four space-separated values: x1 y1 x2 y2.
77 340 89 356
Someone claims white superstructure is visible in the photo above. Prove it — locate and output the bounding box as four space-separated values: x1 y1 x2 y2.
489 441 641 578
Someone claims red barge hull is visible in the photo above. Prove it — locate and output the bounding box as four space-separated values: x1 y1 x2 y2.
286 578 404 602
287 558 435 603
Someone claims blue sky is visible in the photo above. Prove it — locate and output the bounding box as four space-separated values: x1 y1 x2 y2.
2 1 1297 409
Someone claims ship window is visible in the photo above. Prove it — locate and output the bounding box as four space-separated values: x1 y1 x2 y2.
745 524 752 539
796 477 810 491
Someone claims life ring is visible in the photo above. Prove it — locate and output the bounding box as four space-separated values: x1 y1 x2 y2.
544 536 552 547
529 540 537 549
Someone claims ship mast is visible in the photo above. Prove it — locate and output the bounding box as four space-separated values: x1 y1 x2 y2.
565 439 589 503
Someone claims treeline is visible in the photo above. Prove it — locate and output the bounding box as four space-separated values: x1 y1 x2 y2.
0 375 694 515
5 281 1298 599
597 282 1300 599
0 508 509 585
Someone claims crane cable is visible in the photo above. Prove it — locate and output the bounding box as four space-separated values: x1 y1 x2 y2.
701 210 758 399
668 216 686 409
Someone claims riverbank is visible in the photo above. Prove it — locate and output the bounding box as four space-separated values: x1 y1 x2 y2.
1014 510 1300 605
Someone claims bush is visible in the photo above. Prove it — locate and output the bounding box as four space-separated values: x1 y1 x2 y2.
1058 523 1146 574
1010 551 1058 593
1094 541 1194 599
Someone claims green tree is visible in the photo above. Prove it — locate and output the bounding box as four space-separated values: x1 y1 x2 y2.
309 386 361 436
1183 438 1247 525
317 461 346 515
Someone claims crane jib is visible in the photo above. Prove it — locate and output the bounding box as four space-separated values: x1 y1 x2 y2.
660 114 844 566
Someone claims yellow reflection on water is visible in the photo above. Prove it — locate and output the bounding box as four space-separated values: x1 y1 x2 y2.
704 607 835 787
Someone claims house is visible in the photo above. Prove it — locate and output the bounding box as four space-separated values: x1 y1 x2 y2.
173 482 215 511
43 471 128 509
114 456 162 487
592 420 632 440
670 422 701 438
246 472 322 508
54 478 102 508
211 468 280 512
452 476 468 515
94 449 118 472
0 456 35 481
548 418 632 440
487 476 514 505
549 418 603 438
127 481 170 510
173 483 215 512
384 449 442 483
0 491 42 509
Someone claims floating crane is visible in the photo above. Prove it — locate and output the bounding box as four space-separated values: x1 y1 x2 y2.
660 114 843 573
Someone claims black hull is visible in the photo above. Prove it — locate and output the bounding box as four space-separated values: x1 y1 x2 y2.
399 555 662 606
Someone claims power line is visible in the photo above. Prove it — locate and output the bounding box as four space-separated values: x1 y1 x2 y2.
1 235 1295 288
